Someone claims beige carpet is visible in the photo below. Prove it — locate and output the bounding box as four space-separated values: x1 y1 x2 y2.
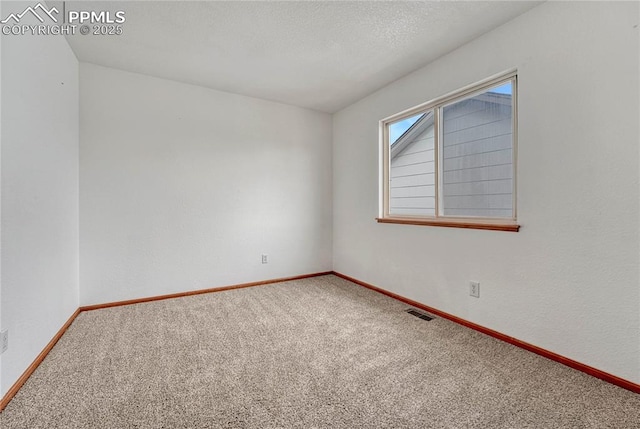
1 274 639 428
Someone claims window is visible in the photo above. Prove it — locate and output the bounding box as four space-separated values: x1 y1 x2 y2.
379 72 519 232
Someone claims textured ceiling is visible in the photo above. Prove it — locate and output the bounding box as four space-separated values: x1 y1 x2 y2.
64 1 542 112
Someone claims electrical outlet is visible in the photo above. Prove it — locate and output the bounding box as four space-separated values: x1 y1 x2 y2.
261 254 268 264
469 281 480 298
0 329 8 354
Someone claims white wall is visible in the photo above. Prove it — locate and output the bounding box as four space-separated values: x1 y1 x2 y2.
1 23 80 396
0 0 4 395
333 1 640 384
80 64 332 306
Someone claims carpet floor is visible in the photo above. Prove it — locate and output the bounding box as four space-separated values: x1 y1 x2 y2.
1 274 639 428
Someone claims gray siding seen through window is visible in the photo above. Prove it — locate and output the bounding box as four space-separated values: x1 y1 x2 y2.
441 93 513 218
389 116 435 216
388 88 513 219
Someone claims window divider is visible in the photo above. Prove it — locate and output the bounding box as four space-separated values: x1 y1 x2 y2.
434 107 442 217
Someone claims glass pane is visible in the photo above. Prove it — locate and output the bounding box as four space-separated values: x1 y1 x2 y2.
388 111 436 217
441 81 514 218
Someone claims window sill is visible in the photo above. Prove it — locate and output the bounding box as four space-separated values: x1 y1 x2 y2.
376 217 520 232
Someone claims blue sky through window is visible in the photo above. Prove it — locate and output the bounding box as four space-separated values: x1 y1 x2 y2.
489 82 512 95
389 113 423 144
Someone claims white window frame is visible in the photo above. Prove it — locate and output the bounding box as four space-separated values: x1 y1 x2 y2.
379 70 519 232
